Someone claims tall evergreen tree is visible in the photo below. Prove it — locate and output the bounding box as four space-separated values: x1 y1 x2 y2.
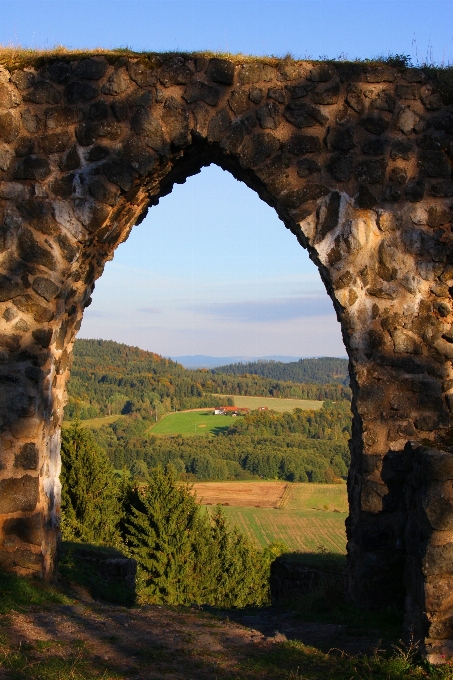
123 465 281 607
60 423 121 546
123 465 214 605
208 507 270 608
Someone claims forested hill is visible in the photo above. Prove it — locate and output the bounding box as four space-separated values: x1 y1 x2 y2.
212 357 350 386
66 340 350 421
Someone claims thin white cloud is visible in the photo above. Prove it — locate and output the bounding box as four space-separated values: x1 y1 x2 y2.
138 307 161 314
193 296 335 323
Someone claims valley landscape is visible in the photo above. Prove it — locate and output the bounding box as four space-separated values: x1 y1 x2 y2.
0 0 450 669
61 339 352 555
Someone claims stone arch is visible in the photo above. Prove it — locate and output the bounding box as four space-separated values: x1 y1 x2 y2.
0 52 453 659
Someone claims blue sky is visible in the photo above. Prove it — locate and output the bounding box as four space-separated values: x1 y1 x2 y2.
1 0 451 357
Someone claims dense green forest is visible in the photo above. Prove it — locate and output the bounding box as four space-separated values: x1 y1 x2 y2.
65 340 351 420
213 357 350 386
65 340 353 483
61 424 280 607
90 401 351 483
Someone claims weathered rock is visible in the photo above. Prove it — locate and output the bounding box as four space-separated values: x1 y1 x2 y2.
47 61 72 84
17 229 56 270
74 58 107 80
207 58 234 85
14 443 38 470
101 68 130 96
23 82 61 105
0 276 25 302
0 111 20 143
3 514 42 545
102 160 137 192
283 101 328 128
355 158 387 184
0 475 39 513
238 63 275 85
10 70 35 91
256 102 280 129
297 158 321 177
131 107 167 154
327 154 353 182
65 81 99 104
326 126 355 152
287 133 322 155
159 57 193 87
127 61 157 88
419 151 451 178
361 114 390 135
183 81 219 106
14 155 51 180
31 276 59 302
45 106 83 130
0 54 452 663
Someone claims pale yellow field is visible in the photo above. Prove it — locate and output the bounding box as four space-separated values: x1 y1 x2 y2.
199 482 348 553
63 414 124 429
221 506 348 553
191 481 288 508
213 395 323 412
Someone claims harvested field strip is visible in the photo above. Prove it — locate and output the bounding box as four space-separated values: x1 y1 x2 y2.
277 484 292 508
63 414 124 429
213 394 324 412
287 483 348 513
191 481 287 508
219 506 347 553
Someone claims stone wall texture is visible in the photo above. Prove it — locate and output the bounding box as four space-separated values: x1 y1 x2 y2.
0 52 452 660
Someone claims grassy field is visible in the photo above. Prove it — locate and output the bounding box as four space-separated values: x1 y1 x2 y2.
214 395 324 411
201 482 348 554
150 410 233 436
64 395 322 434
62 414 125 429
192 481 289 507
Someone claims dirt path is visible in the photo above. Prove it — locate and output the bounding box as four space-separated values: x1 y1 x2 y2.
0 597 390 679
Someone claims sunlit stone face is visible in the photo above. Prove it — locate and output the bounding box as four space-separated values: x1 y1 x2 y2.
0 53 452 659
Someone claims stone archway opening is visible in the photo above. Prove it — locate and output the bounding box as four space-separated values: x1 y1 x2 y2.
0 52 452 659
79 162 345 360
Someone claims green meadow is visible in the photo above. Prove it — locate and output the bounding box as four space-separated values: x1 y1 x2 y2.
150 410 232 436
208 483 348 554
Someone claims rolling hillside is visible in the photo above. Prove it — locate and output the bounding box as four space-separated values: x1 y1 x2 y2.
65 340 350 421
212 357 350 386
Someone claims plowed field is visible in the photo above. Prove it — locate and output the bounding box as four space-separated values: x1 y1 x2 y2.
192 481 288 508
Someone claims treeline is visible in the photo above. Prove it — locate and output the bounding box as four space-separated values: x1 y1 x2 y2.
66 339 233 420
213 357 350 386
198 374 350 401
61 424 283 607
66 340 351 421
89 401 351 483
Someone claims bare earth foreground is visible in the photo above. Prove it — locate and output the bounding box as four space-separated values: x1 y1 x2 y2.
0 598 392 680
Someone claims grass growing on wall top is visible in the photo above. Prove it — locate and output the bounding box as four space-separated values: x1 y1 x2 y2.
0 45 452 71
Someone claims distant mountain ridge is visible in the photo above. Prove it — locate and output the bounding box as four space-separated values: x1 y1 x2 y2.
171 355 302 369
212 357 350 386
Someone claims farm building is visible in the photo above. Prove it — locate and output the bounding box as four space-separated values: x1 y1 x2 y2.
213 406 249 416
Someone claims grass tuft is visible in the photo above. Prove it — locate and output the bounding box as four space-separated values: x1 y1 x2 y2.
0 567 71 614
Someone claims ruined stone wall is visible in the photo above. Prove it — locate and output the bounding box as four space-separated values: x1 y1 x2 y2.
0 51 452 658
